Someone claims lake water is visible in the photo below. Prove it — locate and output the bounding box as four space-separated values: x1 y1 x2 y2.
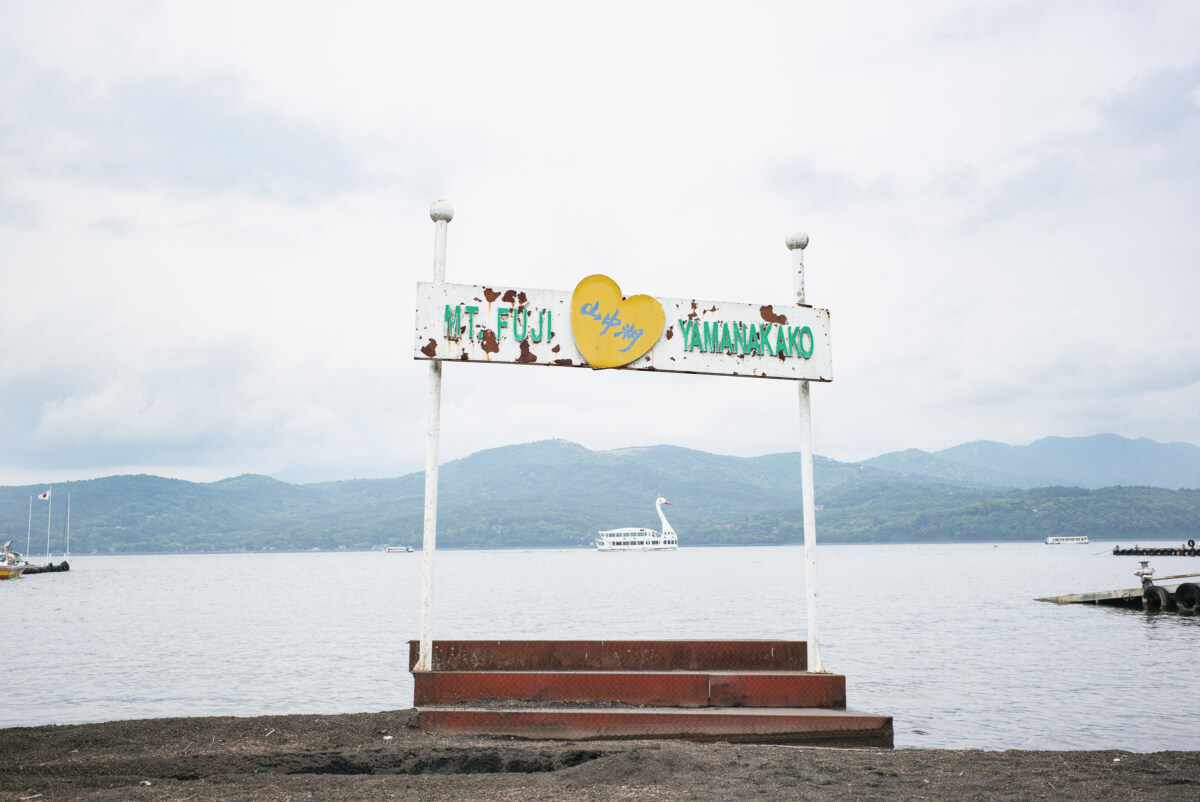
3 542 1199 751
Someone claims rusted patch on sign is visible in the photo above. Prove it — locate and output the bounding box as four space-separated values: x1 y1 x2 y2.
552 344 561 353
420 339 438 357
760 305 788 325
554 358 574 366
480 330 500 355
665 326 673 340
516 340 537 364
484 288 502 304
501 289 518 304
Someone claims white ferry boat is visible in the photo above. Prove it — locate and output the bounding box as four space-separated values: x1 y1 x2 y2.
1045 535 1089 545
595 495 678 551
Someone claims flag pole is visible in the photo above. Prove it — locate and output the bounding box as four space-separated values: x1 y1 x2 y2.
45 486 52 563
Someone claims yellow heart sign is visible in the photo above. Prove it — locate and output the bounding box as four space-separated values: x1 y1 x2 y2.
570 274 666 369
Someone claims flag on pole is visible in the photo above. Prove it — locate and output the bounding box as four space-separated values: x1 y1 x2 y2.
39 490 50 500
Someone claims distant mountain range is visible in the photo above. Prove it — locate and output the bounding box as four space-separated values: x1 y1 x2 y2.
862 434 1200 490
3 434 1198 554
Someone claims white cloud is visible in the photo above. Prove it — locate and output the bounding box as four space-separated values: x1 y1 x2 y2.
1 0 1199 483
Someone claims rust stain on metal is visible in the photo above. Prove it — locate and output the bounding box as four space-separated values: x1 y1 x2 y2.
414 670 710 708
760 305 788 325
516 340 537 364
480 329 499 356
665 326 673 340
554 359 574 366
552 344 561 353
688 300 699 320
420 339 438 357
459 353 470 360
501 289 518 304
483 288 502 304
518 291 528 305
708 673 846 709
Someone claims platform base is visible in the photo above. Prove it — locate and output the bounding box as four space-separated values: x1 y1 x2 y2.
409 640 892 748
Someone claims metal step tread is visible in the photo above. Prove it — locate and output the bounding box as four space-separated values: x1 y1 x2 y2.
408 639 808 672
419 705 878 718
414 669 847 708
417 669 836 676
415 705 894 746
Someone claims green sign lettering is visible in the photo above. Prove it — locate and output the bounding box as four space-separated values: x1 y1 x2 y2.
444 304 462 339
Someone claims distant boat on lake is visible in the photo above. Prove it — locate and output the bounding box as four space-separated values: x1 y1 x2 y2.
383 545 414 553
1045 536 1089 545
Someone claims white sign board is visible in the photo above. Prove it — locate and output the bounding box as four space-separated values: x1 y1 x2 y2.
413 280 832 382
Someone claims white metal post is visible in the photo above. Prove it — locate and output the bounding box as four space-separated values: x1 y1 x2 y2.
26 496 31 557
787 230 825 673
416 200 454 672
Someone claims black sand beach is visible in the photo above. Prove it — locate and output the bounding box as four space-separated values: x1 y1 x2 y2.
2 710 1197 800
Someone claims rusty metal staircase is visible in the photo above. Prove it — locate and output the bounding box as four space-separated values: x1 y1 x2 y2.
409 639 892 747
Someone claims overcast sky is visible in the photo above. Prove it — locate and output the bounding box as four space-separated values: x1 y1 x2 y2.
2 1 1198 485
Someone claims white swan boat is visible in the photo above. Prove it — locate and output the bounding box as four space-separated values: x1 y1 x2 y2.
595 495 678 551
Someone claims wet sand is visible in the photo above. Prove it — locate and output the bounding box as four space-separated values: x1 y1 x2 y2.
3 710 1197 801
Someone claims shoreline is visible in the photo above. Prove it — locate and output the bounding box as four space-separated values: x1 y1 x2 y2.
3 710 1197 801
16 538 1192 561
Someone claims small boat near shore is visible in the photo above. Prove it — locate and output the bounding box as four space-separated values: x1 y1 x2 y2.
383 545 414 553
1 540 26 580
595 495 678 552
1045 535 1089 545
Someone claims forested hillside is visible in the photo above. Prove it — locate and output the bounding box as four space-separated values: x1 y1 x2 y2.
4 438 1199 554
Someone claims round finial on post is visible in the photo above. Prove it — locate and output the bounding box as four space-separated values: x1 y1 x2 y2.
430 200 455 223
430 200 453 282
785 230 809 251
